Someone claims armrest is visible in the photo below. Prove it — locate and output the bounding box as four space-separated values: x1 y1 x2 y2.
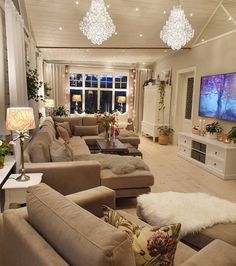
66 186 116 218
25 160 101 195
181 239 236 266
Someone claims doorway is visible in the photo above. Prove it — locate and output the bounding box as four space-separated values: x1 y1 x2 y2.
174 67 196 143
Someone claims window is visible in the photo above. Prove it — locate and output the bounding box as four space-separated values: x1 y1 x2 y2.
85 90 98 114
70 73 83 87
85 74 98 88
69 72 129 114
100 75 113 88
115 76 127 89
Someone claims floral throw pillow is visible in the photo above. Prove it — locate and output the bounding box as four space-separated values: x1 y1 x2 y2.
103 206 181 266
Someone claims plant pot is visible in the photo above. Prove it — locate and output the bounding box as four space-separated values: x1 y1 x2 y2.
206 132 217 139
158 134 169 145
0 156 5 169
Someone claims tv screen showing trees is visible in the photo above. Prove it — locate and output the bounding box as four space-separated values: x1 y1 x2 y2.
199 72 236 121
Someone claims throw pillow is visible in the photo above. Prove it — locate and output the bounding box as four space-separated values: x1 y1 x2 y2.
74 125 98 136
50 140 74 162
56 126 70 143
55 122 72 137
103 206 181 266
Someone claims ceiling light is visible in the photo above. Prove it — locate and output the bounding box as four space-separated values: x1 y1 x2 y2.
160 5 194 50
201 39 205 42
80 0 116 45
163 10 167 14
107 4 110 8
75 1 79 5
228 17 232 21
59 27 63 31
190 13 193 17
115 32 118 35
135 7 139 11
139 33 143 37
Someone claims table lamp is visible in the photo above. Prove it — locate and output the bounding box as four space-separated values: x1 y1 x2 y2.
117 96 126 113
72 94 81 112
6 107 35 181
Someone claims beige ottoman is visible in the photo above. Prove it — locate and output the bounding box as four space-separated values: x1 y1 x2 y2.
100 169 154 198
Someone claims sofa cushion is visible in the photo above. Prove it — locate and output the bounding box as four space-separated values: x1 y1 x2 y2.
74 125 98 136
55 122 72 137
50 140 74 162
54 117 83 134
27 183 136 266
83 116 104 133
56 126 70 143
28 132 51 163
103 206 181 266
69 136 91 156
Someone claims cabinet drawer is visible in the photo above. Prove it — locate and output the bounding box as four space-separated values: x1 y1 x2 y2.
207 145 225 159
179 146 191 156
206 157 224 172
178 136 191 147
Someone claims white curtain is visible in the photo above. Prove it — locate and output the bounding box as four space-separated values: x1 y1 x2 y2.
43 63 66 107
134 69 152 133
5 0 27 107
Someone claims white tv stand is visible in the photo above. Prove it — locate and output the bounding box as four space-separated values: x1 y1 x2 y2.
177 132 236 180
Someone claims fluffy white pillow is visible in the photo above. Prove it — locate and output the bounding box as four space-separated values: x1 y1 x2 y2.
50 140 74 162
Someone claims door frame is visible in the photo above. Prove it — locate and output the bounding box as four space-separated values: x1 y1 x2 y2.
173 66 197 144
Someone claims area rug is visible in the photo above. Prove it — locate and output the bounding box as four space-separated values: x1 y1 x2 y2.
137 192 236 237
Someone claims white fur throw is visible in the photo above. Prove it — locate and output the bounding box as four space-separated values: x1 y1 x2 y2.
75 154 149 174
137 192 236 237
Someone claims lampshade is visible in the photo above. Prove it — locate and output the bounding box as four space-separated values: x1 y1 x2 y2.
117 96 126 104
44 99 55 108
6 107 35 131
72 95 81 102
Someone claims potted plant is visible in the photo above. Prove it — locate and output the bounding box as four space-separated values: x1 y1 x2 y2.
52 106 68 117
205 121 222 139
227 127 236 144
158 126 174 145
0 140 10 169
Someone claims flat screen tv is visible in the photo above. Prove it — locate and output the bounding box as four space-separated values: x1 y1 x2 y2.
199 72 236 121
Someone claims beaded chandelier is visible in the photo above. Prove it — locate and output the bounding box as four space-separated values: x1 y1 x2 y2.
80 0 116 45
160 5 194 50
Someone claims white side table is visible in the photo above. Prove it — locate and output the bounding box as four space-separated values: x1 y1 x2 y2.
2 173 42 210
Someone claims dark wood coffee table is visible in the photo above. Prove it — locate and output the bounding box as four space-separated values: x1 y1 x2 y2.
96 139 129 155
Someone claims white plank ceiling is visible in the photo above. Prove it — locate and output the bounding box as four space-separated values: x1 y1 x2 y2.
23 0 236 66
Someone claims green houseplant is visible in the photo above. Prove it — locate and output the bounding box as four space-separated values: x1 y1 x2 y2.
205 121 222 139
52 106 68 117
227 127 236 144
158 126 174 145
0 140 10 169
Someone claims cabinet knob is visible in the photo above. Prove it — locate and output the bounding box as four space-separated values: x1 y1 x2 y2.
214 163 216 166
215 151 218 155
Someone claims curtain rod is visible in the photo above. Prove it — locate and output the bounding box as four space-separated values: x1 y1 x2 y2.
37 46 191 50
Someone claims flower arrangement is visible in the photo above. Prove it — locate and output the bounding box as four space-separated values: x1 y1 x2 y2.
97 113 119 142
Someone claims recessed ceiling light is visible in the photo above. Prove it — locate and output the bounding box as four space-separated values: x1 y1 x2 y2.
139 33 143 37
163 10 167 14
75 1 79 5
228 17 232 21
135 7 139 11
115 32 118 35
59 27 63 31
190 13 193 17
201 39 205 42
107 4 110 8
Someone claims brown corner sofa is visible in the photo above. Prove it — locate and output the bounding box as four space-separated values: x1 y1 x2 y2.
24 117 154 198
1 183 236 266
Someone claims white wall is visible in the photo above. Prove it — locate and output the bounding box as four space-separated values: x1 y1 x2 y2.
154 33 236 133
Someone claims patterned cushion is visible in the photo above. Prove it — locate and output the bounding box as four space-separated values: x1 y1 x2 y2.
103 206 181 266
55 122 72 137
74 125 98 136
56 126 70 143
50 140 74 162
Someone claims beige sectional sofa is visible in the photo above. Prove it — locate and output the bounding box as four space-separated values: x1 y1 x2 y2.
1 184 236 266
24 117 154 198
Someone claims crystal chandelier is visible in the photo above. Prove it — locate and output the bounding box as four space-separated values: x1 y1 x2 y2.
80 0 116 45
160 5 194 50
